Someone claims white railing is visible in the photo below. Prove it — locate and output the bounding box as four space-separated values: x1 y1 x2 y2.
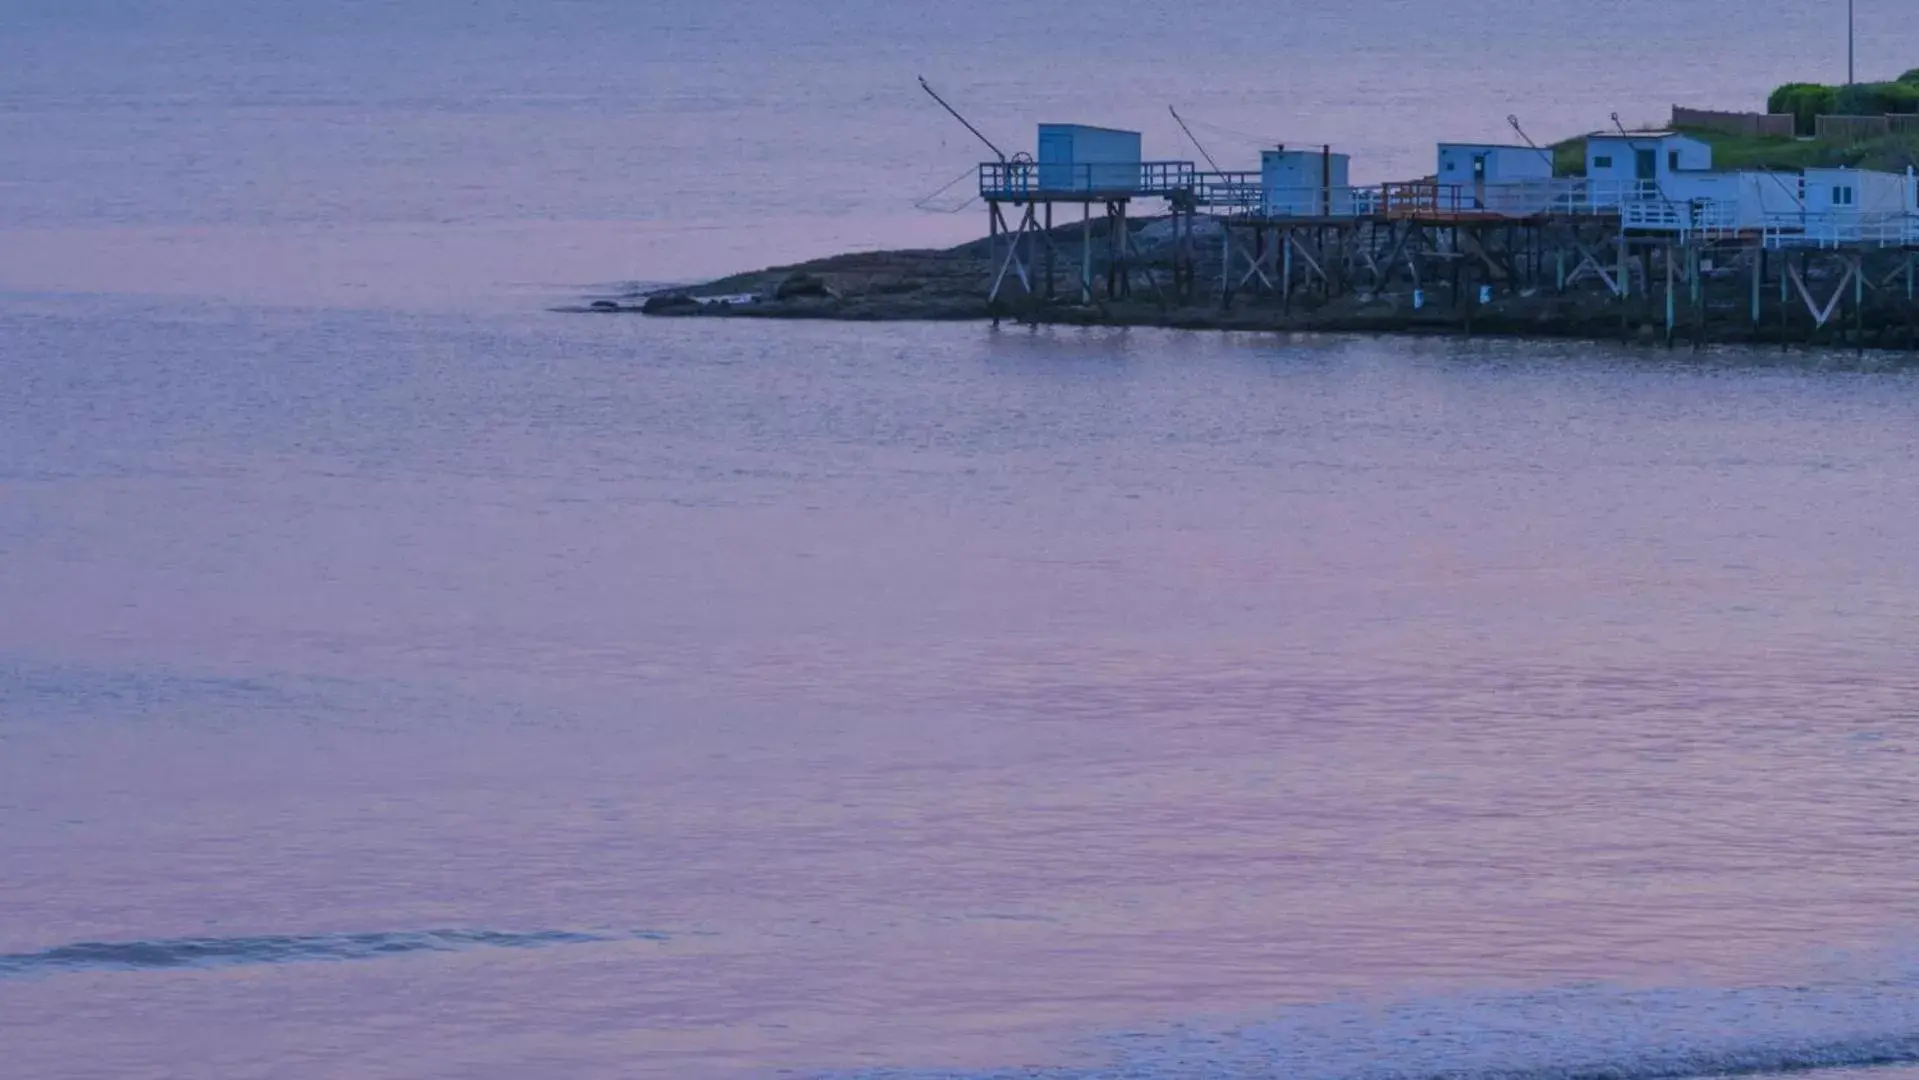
978 160 1197 199
1376 178 1639 218
1247 186 1376 218
1191 171 1261 210
983 161 1919 246
1762 212 1919 249
1204 179 1631 220
1620 196 1744 238
1479 178 1637 215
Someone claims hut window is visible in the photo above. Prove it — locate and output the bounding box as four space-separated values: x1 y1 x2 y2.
1593 155 1613 169
1834 185 1855 205
1668 150 1680 171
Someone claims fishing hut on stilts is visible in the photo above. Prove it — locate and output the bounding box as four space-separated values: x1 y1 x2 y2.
918 85 1919 347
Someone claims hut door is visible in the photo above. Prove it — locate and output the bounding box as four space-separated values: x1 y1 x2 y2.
1633 148 1657 194
1037 130 1074 190
1471 153 1488 208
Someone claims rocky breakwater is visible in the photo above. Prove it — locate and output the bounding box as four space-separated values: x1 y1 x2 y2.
599 240 998 321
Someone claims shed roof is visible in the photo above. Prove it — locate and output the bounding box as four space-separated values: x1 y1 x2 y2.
1586 130 1700 142
1038 123 1140 135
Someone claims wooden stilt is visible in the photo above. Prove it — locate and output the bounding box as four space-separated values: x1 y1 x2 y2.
1617 236 1631 342
1780 250 1794 350
988 201 1002 325
1664 243 1675 348
1044 203 1055 300
1462 255 1475 337
1219 222 1233 309
1693 245 1706 350
1907 253 1916 354
1080 202 1092 304
1281 230 1293 314
1855 253 1866 355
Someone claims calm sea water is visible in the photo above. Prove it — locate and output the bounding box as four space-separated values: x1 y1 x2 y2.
7 4 1919 1079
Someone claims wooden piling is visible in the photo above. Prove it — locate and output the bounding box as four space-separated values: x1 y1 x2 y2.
1044 203 1055 300
1080 202 1092 305
1281 230 1293 315
1854 253 1866 355
1664 242 1675 348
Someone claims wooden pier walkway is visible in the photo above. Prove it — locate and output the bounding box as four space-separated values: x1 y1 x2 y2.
974 163 1919 348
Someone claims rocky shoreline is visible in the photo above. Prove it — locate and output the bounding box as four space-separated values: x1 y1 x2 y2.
568 218 1919 353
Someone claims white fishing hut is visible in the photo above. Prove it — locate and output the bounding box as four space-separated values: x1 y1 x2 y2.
1618 165 1918 236
1801 167 1913 216
1036 124 1143 192
1261 148 1353 216
1741 171 1818 221
1432 142 1558 213
1627 170 1760 230
1584 132 1712 190
1437 143 1554 186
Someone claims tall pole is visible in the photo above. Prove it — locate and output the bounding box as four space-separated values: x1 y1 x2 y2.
1169 107 1224 175
1848 0 1855 85
918 76 1005 163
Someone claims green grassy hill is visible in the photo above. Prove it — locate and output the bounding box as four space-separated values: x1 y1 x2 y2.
1544 70 1919 177
1550 129 1919 177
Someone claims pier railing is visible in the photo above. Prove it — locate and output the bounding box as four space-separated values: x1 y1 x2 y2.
1191 171 1262 211
1245 186 1381 217
1762 213 1919 249
979 160 1197 200
1620 197 1744 238
1188 177 1379 216
1380 179 1639 219
1201 178 1641 221
975 161 1919 246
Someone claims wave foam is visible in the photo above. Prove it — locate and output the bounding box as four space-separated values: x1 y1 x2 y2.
847 973 1919 1080
0 927 662 978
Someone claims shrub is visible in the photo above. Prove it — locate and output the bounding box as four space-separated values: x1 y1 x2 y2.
1833 80 1919 115
1879 80 1919 112
1835 82 1881 115
1765 76 1919 133
1768 82 1824 114
1769 82 1838 134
